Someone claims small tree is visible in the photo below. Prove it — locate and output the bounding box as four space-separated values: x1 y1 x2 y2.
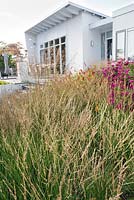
0 41 24 71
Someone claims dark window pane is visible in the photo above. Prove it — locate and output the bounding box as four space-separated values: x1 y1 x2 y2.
55 38 59 45
45 42 48 48
50 40 53 46
61 36 66 43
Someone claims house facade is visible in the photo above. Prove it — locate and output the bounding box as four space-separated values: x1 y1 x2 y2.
25 2 134 73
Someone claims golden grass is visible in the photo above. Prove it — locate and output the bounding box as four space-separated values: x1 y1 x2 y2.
0 73 134 200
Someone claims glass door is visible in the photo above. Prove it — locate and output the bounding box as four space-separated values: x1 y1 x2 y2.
101 31 112 61
107 39 112 60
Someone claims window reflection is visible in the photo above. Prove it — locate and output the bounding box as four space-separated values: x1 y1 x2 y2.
116 31 125 59
128 29 134 60
40 36 66 74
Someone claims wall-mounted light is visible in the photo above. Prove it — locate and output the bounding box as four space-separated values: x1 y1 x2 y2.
90 40 94 47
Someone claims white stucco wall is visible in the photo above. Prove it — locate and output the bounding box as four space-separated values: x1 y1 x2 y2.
25 3 134 72
26 11 104 72
36 22 66 64
25 33 37 64
113 5 134 60
66 14 83 72
33 14 84 72
82 12 102 68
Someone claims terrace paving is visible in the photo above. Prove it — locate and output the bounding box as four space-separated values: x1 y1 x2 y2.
0 76 27 97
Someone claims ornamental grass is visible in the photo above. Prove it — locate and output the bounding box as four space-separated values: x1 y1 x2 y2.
0 63 134 200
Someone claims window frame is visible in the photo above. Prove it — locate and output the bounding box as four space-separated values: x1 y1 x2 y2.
127 27 134 60
116 29 126 60
101 30 113 61
40 36 66 74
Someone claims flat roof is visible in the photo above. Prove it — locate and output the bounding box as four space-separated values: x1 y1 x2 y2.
25 1 108 35
113 3 134 18
89 17 113 30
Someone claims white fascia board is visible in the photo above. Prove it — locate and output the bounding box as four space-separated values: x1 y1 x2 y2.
113 3 134 18
89 17 113 29
67 1 109 18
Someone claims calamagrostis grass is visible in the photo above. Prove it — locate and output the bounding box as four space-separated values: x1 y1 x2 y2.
0 74 134 200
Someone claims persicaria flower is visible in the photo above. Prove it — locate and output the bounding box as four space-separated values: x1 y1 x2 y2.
102 60 134 111
116 103 123 110
124 61 129 65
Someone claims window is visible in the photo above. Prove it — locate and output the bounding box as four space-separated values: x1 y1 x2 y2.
44 49 49 65
106 31 112 39
55 38 59 45
55 46 60 73
61 36 66 43
40 50 45 64
116 30 126 59
128 29 134 60
50 47 54 74
40 36 66 74
61 44 66 73
50 40 53 47
101 31 113 61
45 42 48 48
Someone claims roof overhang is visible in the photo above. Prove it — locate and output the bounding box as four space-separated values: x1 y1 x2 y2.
25 1 108 35
113 3 134 18
89 17 113 31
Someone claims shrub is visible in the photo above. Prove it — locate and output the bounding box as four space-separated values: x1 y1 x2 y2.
0 80 9 85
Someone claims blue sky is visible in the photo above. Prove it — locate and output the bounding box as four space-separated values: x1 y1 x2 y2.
0 0 133 47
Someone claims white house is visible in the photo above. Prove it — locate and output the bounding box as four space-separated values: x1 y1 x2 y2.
25 1 134 74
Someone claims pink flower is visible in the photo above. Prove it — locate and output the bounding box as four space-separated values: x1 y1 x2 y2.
124 61 129 65
102 60 134 111
116 103 123 110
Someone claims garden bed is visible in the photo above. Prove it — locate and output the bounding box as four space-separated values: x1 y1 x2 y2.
0 61 134 200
